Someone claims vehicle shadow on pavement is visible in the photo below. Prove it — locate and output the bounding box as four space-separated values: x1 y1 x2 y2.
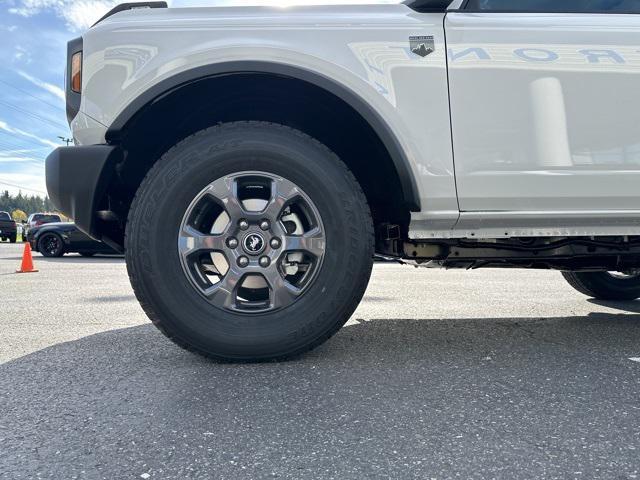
589 298 640 314
1 312 640 478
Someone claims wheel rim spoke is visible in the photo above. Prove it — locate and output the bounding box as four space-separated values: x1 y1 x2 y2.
203 267 243 309
262 177 300 221
178 171 325 313
178 225 226 259
206 176 246 220
284 227 325 258
263 268 302 309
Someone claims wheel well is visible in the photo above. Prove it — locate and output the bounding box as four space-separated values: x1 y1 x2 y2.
105 73 415 245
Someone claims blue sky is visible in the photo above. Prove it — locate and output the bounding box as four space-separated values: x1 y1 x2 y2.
0 0 395 197
0 1 77 196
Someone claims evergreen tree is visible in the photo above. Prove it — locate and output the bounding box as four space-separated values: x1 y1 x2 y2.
0 190 58 216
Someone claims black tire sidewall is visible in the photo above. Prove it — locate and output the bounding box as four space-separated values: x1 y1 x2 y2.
127 123 373 359
38 233 64 258
584 272 640 300
564 271 640 301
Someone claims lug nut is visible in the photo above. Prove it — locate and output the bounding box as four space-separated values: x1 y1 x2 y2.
226 237 238 249
259 219 270 231
270 237 281 249
237 256 249 268
259 256 270 268
238 219 249 230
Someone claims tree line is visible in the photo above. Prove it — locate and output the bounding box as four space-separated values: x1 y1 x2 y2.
0 190 57 221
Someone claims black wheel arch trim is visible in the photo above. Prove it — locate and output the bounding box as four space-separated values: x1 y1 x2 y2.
105 61 421 211
46 145 123 239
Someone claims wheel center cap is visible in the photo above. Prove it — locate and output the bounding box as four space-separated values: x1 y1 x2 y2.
242 232 266 255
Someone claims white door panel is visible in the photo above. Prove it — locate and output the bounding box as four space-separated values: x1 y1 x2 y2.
446 13 640 212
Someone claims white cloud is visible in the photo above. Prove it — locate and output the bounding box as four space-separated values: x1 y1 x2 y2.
0 149 41 158
17 70 65 101
8 0 64 18
0 170 47 196
0 146 49 159
9 0 119 31
0 157 47 196
12 45 31 63
0 120 59 148
64 0 120 30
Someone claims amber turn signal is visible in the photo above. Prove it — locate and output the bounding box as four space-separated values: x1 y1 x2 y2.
71 51 82 93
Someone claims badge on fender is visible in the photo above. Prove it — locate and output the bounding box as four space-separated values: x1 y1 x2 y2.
410 35 435 57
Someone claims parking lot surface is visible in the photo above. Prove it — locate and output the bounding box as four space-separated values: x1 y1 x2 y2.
1 242 639 479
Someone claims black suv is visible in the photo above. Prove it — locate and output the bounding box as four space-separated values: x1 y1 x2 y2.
0 211 17 243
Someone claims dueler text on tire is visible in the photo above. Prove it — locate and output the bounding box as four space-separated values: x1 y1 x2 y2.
125 122 374 361
562 271 640 301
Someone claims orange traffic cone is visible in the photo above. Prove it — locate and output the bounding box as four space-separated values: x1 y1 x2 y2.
16 242 38 273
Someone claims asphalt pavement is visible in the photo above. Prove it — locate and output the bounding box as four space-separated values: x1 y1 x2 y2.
1 242 639 479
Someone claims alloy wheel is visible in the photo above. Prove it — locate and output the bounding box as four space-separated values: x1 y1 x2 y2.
41 234 61 256
178 171 326 313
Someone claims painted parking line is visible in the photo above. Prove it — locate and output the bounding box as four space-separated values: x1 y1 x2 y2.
629 358 640 363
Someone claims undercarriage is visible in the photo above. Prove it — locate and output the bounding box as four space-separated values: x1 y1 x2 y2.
377 226 640 272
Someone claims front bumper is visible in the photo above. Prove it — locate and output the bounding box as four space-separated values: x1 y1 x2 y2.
0 225 16 237
45 145 121 239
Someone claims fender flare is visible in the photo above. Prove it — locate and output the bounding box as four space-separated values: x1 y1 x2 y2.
105 61 420 211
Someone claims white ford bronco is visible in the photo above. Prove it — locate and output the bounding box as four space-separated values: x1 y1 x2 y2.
46 0 640 360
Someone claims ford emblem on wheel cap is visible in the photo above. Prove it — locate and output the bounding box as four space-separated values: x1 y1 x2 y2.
243 233 266 255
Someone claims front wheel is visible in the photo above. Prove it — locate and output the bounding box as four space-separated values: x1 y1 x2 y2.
38 233 65 257
126 122 374 361
9 234 16 243
562 271 640 301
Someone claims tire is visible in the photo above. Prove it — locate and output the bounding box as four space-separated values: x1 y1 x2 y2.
9 234 16 243
38 233 65 258
562 271 640 301
126 121 374 361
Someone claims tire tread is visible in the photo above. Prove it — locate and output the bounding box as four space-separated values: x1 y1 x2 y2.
562 271 640 301
125 121 373 361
